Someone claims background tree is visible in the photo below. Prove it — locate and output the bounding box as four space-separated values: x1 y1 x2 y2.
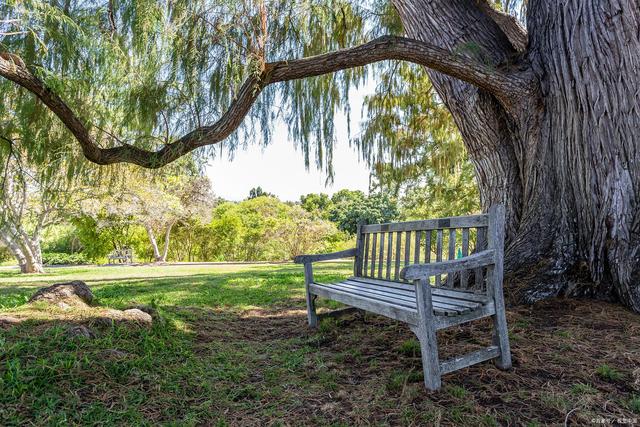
81 166 214 262
2 1 640 311
71 213 147 261
206 196 344 261
300 193 333 219
247 186 275 200
0 142 83 273
328 190 399 234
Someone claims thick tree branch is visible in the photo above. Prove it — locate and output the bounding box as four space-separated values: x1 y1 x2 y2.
0 36 534 168
476 0 528 52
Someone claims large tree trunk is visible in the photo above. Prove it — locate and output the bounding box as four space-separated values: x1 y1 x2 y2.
393 0 640 311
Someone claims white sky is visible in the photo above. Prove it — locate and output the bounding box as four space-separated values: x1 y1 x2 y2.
206 83 374 202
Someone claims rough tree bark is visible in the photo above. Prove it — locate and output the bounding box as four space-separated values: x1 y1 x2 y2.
1 0 639 311
393 0 640 311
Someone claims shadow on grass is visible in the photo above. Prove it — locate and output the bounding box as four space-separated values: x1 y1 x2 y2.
0 264 350 311
2 296 640 425
2 263 640 425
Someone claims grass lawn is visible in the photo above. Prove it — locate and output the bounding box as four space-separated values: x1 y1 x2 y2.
1 263 639 425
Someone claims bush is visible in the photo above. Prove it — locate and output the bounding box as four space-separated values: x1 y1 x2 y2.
42 252 90 266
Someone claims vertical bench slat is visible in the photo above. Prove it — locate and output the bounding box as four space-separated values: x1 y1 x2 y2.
404 230 411 271
414 230 422 263
386 232 393 280
460 228 470 288
394 232 402 280
447 228 456 287
363 233 370 277
370 233 377 278
425 230 432 263
355 223 365 277
475 227 487 289
436 229 443 286
378 232 385 278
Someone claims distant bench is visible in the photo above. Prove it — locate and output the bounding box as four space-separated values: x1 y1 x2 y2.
295 205 512 391
107 248 133 264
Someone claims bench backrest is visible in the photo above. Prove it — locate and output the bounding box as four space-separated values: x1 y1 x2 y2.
354 212 496 291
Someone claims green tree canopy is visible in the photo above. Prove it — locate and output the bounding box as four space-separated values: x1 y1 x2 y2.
328 190 398 234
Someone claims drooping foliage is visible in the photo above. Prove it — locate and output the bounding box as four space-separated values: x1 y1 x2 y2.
0 0 396 177
1 0 480 221
357 63 479 218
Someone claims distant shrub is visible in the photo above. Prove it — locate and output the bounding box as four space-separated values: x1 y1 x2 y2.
42 252 90 266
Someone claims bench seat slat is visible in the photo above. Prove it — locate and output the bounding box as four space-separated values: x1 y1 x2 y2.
315 282 418 309
341 280 481 310
314 282 455 316
311 278 490 316
348 276 489 303
349 276 414 291
329 281 471 313
308 283 418 324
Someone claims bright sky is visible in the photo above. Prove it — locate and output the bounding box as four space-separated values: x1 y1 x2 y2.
206 83 374 202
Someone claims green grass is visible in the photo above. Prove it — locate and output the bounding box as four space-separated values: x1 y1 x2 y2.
0 262 350 425
1 262 639 425
571 383 598 395
595 364 624 382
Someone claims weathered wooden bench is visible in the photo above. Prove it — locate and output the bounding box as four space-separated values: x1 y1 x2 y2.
107 248 133 264
294 205 511 391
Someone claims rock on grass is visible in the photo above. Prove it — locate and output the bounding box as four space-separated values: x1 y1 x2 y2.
93 308 153 327
28 281 94 308
66 325 96 339
0 315 22 329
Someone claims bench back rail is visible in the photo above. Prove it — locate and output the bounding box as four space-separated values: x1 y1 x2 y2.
355 214 489 291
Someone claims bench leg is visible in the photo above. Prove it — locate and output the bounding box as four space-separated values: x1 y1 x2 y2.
492 311 512 370
303 263 318 328
411 325 441 391
413 278 441 391
306 293 318 328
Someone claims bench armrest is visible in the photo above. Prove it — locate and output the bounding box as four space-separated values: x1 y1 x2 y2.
400 249 496 281
294 248 358 264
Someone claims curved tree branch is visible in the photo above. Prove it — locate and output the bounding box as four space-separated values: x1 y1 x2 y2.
0 36 535 168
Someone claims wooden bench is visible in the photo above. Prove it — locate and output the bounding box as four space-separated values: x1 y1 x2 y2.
107 248 133 264
294 205 512 391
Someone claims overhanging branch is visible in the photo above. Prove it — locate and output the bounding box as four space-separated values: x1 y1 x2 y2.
0 36 534 168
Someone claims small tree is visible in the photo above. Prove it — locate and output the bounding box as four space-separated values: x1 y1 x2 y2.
276 205 339 259
329 191 399 234
82 171 214 262
300 193 333 219
247 187 275 200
